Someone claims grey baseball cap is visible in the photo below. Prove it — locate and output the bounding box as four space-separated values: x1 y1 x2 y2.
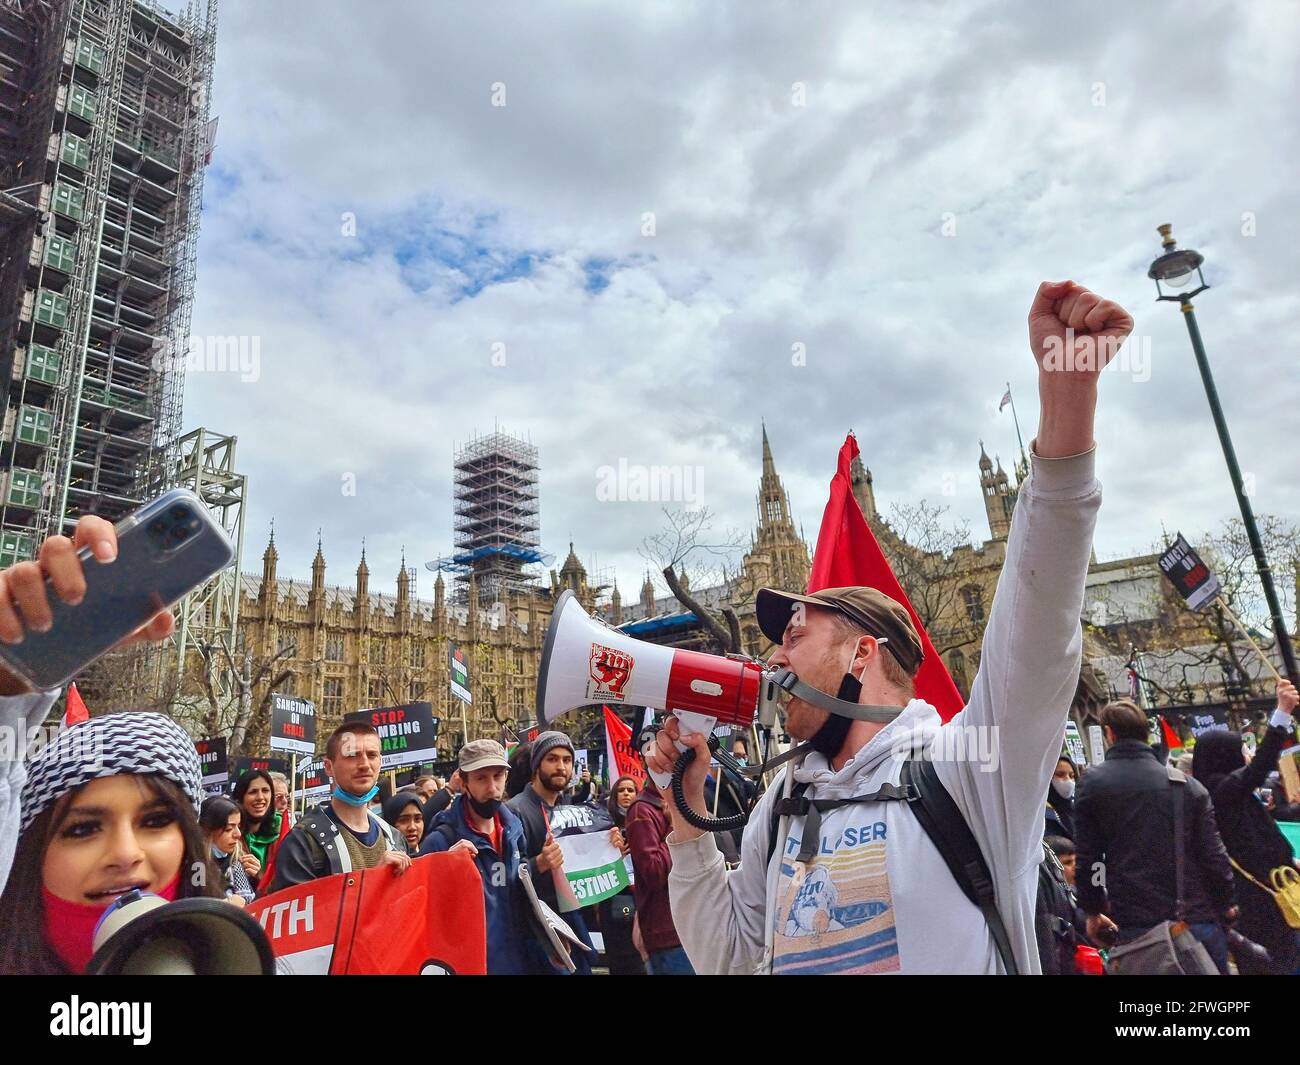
459 739 510 773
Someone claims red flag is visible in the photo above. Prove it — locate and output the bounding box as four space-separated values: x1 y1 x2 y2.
60 682 90 730
808 433 965 721
1159 716 1183 751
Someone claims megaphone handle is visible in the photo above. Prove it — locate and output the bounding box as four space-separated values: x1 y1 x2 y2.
644 709 718 791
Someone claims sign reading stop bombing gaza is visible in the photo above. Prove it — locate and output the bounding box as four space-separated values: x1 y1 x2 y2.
344 703 441 770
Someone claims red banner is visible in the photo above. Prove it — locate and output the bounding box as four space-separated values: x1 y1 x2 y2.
604 706 647 787
247 853 487 974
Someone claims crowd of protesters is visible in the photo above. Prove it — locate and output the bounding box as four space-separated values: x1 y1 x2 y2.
1 512 1300 975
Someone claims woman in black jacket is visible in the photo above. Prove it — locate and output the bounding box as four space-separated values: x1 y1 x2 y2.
1192 680 1300 975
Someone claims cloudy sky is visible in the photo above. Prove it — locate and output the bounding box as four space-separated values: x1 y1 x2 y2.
179 0 1299 606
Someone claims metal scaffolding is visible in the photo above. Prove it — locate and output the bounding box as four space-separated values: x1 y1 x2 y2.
448 429 541 605
0 0 217 567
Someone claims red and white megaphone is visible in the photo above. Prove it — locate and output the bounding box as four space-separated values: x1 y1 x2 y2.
537 591 783 795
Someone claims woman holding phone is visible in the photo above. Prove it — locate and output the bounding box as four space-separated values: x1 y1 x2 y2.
0 709 223 973
0 515 179 895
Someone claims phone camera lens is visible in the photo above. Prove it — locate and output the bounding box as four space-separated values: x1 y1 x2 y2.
173 526 190 541
169 505 190 521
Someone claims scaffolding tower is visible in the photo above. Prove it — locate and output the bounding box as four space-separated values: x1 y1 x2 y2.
449 429 541 606
0 0 217 568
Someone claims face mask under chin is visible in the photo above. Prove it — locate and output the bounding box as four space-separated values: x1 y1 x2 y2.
807 671 862 757
468 795 502 819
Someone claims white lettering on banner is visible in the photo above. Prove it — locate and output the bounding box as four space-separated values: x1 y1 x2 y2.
258 895 315 939
50 997 152 1045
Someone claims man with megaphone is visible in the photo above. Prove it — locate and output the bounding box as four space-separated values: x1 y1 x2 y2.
640 280 1132 974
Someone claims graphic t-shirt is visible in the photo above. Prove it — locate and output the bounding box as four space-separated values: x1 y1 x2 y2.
772 816 899 974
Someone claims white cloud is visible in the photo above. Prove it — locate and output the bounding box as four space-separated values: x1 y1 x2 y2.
181 0 1300 603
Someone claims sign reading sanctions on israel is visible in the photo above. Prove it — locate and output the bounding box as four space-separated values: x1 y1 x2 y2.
344 703 440 770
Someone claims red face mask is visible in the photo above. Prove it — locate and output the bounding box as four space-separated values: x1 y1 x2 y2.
42 874 180 973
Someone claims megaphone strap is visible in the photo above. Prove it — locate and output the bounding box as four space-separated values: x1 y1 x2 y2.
772 669 905 723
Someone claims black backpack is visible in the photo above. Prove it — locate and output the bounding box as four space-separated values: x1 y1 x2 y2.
764 755 1019 975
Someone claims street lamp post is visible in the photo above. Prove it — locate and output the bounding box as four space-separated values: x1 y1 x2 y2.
1148 224 1298 685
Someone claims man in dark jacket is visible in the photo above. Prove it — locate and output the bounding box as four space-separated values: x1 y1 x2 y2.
421 740 533 975
1075 699 1237 974
626 777 695 974
506 730 595 974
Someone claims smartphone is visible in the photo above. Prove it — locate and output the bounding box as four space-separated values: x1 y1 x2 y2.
0 488 235 690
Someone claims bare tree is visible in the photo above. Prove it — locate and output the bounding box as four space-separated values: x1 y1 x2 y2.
640 506 749 653
881 500 981 657
1088 514 1298 708
195 635 297 757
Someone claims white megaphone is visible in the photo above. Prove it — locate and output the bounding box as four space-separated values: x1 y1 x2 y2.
86 889 276 975
536 591 784 790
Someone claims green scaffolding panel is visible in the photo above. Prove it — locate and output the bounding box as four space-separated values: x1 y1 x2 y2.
5 469 43 509
23 345 62 384
52 181 85 221
75 39 105 75
0 530 34 569
43 234 76 273
60 132 90 169
17 405 53 446
34 289 69 328
68 84 98 121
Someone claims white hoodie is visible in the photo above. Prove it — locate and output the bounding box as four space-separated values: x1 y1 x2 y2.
667 446 1100 974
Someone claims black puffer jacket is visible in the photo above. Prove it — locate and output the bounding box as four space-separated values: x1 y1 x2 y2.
1074 740 1235 929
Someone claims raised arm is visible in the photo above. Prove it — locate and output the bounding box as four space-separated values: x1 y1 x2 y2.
935 282 1132 874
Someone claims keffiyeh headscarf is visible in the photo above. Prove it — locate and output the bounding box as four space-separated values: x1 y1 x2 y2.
20 712 203 835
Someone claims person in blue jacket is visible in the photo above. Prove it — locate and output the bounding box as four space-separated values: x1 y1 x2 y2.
420 739 533 975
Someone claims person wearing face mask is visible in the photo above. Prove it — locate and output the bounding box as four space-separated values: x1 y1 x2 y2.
1045 756 1078 840
420 740 533 975
200 796 256 905
0 712 223 973
649 280 1133 975
264 721 411 893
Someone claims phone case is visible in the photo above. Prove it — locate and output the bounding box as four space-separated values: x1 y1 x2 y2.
0 488 235 690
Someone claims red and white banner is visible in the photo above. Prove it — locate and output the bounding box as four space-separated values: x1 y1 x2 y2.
248 853 487 974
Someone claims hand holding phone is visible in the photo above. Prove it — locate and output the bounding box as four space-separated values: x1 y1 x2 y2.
0 490 233 692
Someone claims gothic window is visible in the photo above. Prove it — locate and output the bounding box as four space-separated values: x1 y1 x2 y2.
411 642 425 669
325 633 344 661
371 638 386 665
323 678 343 717
368 679 384 701
961 585 985 625
947 650 969 698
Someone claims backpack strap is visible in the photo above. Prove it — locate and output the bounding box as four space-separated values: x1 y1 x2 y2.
901 757 1019 975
